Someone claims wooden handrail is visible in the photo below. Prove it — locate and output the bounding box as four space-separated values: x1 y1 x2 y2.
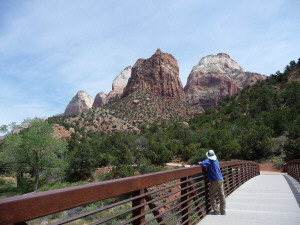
0 160 259 225
286 159 300 183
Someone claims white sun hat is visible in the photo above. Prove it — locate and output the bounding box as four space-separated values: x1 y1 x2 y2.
206 150 217 161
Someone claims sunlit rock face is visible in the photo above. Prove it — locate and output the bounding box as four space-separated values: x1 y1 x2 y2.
184 53 266 109
106 66 132 102
64 91 94 115
93 92 107 107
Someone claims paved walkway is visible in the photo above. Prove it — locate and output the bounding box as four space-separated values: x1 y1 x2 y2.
198 174 300 225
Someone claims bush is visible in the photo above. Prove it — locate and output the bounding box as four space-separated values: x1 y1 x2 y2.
284 139 300 161
18 176 34 193
138 164 163 174
112 165 134 179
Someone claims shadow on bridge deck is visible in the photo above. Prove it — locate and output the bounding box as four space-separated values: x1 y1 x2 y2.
198 174 300 225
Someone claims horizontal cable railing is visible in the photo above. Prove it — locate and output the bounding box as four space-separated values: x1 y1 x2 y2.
286 159 300 183
0 161 259 225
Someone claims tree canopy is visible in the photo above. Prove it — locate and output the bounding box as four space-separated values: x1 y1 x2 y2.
0 119 67 191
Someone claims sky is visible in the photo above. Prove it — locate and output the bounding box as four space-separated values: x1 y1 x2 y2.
1 0 300 126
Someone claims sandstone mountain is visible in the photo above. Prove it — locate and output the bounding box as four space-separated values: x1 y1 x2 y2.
92 92 107 108
92 66 132 108
123 49 186 101
106 66 132 102
64 91 94 115
184 53 266 109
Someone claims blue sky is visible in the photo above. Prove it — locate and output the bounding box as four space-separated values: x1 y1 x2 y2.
1 0 300 126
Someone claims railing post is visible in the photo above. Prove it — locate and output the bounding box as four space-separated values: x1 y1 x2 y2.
238 165 242 186
132 189 145 225
203 171 211 215
248 164 251 180
181 177 190 225
223 167 228 196
236 166 240 188
244 164 247 183
243 164 246 183
228 166 233 194
248 164 251 179
232 166 236 191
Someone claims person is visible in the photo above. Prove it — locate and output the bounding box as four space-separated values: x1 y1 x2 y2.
199 150 226 215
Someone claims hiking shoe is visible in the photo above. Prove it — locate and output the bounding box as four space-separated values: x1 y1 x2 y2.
209 211 220 215
221 212 226 215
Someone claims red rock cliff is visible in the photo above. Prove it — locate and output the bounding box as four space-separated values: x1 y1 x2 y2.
123 49 185 101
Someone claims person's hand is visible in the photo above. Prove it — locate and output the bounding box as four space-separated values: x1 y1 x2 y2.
198 162 202 165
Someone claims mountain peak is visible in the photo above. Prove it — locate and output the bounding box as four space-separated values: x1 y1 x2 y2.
155 48 162 54
64 91 93 115
184 54 265 109
123 49 185 101
217 53 230 58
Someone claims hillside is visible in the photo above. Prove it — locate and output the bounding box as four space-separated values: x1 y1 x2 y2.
103 88 202 127
48 108 139 134
189 59 300 162
48 88 201 135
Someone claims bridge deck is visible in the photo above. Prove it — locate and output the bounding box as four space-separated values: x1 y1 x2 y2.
198 173 300 225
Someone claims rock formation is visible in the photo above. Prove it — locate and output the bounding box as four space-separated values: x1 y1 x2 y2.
123 49 186 101
106 66 132 102
52 124 75 138
64 91 94 115
184 53 266 109
288 70 300 82
93 92 107 107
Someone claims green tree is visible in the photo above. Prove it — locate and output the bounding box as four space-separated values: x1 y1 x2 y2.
67 138 96 181
0 134 24 188
208 129 241 160
284 139 300 161
181 143 201 161
240 125 273 160
0 124 8 134
0 119 68 191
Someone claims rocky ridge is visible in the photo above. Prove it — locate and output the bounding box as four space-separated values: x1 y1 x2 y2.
288 70 300 82
104 88 201 127
184 53 266 109
123 49 186 101
61 108 139 134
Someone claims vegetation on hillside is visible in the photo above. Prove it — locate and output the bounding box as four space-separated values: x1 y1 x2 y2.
103 88 201 126
48 107 139 134
0 59 299 194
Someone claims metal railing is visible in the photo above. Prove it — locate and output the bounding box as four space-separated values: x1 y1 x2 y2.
286 159 300 183
0 161 259 225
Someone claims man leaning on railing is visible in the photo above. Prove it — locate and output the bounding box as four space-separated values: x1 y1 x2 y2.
199 150 226 215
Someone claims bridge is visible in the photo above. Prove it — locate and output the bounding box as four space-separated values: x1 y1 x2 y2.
0 160 299 225
198 171 300 225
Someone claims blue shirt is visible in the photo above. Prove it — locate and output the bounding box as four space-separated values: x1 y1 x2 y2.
199 158 223 181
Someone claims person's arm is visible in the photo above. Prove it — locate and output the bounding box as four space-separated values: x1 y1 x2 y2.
198 159 211 167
